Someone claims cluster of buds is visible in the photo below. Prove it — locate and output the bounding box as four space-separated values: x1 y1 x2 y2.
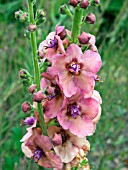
15 10 28 22
19 0 102 169
19 69 32 87
69 0 100 8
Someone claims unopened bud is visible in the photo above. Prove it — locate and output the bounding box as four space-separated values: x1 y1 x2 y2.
37 9 46 18
33 91 44 102
22 101 31 113
78 31 91 44
21 116 35 126
91 0 100 6
15 11 21 19
28 24 37 32
69 0 80 7
19 70 26 78
28 84 37 93
56 26 66 40
86 13 96 24
80 0 89 9
20 13 28 22
19 69 31 79
52 133 62 146
59 4 68 14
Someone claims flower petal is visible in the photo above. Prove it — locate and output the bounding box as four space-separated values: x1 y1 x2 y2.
38 156 53 168
82 50 102 74
78 97 99 119
45 152 63 169
21 142 33 158
34 135 52 151
74 71 95 96
58 71 77 97
65 44 82 63
54 141 78 163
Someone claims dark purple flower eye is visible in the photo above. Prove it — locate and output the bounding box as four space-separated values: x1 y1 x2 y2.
67 62 81 75
68 104 81 118
33 148 44 163
47 38 58 48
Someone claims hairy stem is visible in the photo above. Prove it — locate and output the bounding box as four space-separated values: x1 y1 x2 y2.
27 0 47 136
71 7 83 43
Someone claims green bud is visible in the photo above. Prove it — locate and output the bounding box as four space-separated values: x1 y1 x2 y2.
36 17 46 26
59 4 73 18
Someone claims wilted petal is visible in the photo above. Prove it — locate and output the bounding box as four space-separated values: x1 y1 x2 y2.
38 156 53 168
45 152 63 169
34 135 52 151
21 142 33 158
69 133 90 149
54 141 78 163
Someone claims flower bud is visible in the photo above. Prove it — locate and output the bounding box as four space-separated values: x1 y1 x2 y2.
80 0 89 9
19 69 31 79
59 4 69 15
91 0 100 6
20 13 28 22
28 84 37 93
78 31 91 44
21 101 31 113
56 26 66 40
52 133 62 146
28 24 37 32
33 91 44 103
21 116 35 126
19 70 26 78
15 11 21 20
86 13 96 24
37 9 46 18
69 0 80 7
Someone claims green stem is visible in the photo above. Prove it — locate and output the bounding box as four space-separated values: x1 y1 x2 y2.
71 7 83 43
27 0 47 136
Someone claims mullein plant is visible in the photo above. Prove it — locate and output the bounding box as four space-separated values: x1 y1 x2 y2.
15 0 102 169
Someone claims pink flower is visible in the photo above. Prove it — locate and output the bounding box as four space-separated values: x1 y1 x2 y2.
21 128 63 169
38 30 65 60
57 91 101 138
48 126 90 163
47 44 102 97
40 78 64 118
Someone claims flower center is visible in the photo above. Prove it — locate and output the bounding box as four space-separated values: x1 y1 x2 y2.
47 38 58 48
33 148 44 163
60 132 69 144
68 62 81 75
68 104 81 119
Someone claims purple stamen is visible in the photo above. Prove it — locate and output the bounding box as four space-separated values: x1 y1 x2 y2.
68 104 81 118
68 62 80 75
47 38 58 48
23 117 35 126
33 148 44 163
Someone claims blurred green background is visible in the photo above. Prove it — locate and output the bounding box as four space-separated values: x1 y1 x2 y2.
0 0 128 170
